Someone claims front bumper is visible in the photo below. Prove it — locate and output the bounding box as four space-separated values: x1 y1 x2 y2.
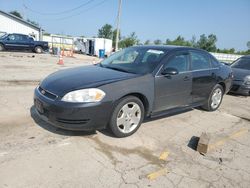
230 80 250 96
33 87 113 131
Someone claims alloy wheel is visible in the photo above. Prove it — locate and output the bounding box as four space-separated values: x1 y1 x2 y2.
116 102 141 133
211 88 222 109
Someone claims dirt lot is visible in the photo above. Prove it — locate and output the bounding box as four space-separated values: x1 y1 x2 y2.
0 52 250 188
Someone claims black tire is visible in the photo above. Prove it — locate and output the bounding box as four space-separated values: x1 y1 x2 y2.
0 44 4 51
109 96 145 138
201 84 224 111
35 46 43 53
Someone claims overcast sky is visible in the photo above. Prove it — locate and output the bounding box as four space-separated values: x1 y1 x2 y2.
1 0 250 50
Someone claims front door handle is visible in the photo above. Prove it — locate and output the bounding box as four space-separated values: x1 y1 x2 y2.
183 76 190 81
211 72 216 78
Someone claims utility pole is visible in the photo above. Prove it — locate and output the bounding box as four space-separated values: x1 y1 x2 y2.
115 0 122 51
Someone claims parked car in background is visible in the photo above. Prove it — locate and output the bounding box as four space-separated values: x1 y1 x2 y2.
34 46 233 137
230 55 250 96
0 33 49 53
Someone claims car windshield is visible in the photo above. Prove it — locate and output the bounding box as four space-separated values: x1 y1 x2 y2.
231 58 250 70
100 47 168 74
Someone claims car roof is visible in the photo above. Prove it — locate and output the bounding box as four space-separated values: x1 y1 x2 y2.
10 33 28 36
131 45 206 52
241 55 250 59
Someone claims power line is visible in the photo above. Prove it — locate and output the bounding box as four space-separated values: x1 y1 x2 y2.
50 0 108 21
23 0 94 15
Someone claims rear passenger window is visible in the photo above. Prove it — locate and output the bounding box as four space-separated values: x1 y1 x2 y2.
191 52 210 70
210 56 220 67
164 53 189 73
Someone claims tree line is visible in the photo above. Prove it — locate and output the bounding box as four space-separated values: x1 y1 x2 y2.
9 10 39 27
98 24 250 55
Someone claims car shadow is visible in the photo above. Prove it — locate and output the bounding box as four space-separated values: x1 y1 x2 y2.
144 108 193 122
227 92 249 97
30 106 96 136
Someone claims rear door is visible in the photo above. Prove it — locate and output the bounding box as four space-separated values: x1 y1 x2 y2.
20 35 33 50
190 50 214 103
154 51 192 112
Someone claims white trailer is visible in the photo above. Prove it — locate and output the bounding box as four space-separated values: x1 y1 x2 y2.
74 37 113 57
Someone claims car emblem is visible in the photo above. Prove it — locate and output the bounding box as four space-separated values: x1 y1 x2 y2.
41 90 46 95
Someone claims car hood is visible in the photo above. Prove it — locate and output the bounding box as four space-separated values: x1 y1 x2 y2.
40 65 138 96
232 68 250 81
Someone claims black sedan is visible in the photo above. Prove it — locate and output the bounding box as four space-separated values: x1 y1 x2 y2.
230 55 250 96
34 46 233 137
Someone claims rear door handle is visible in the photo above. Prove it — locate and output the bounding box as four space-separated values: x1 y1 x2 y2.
183 76 190 81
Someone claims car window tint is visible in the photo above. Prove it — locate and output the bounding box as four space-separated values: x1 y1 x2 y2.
142 50 165 63
8 35 15 41
191 52 210 70
164 54 189 73
13 34 22 41
21 35 29 41
231 59 250 70
210 56 220 67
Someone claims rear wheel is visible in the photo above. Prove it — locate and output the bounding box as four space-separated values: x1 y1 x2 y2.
202 84 224 111
109 96 144 137
0 44 4 51
35 46 43 53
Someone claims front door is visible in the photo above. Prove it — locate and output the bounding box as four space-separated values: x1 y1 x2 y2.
154 51 192 112
4 34 24 50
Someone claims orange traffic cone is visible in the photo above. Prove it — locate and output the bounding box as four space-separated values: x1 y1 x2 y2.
57 55 64 65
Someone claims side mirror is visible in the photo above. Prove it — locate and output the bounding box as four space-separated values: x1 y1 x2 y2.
161 67 179 76
6 38 10 41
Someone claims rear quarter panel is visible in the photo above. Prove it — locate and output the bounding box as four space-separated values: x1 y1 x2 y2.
214 64 233 93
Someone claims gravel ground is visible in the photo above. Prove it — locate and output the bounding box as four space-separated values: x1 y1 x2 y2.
0 52 250 188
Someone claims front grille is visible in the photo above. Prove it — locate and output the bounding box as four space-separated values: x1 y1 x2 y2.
38 86 57 100
56 118 90 125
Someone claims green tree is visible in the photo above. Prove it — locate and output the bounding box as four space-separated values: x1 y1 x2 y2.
27 19 39 26
119 32 139 48
196 34 217 52
217 48 235 54
165 35 192 46
98 24 113 39
144 40 151 45
9 10 22 19
247 41 250 49
154 39 162 45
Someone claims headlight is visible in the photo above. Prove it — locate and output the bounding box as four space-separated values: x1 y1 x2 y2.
62 88 105 103
244 75 250 85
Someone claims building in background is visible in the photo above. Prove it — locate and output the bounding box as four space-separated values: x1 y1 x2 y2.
0 10 42 40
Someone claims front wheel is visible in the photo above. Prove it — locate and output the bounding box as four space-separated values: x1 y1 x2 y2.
202 84 224 111
109 96 144 137
35 46 43 53
0 44 4 51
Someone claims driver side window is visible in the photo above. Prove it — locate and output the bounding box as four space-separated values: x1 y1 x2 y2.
164 53 189 73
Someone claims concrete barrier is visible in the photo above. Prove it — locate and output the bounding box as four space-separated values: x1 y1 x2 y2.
210 52 242 63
